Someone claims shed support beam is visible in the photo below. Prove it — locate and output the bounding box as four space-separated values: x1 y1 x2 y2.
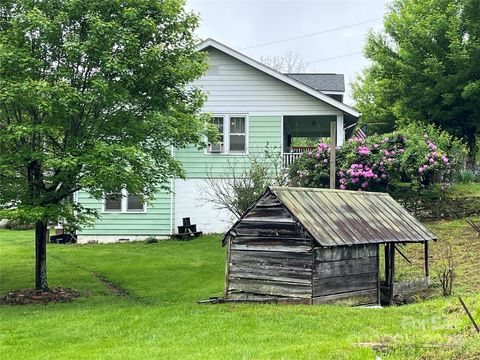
330 119 337 189
389 244 395 305
424 241 430 277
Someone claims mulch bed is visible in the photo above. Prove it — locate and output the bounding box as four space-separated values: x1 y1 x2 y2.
0 287 80 305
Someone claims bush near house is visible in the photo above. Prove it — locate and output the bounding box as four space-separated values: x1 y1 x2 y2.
288 124 473 219
289 123 465 191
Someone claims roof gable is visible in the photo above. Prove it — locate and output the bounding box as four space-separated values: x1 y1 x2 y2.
197 39 360 118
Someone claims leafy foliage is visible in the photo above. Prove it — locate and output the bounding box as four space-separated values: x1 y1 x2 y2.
0 0 208 224
0 0 209 288
288 123 466 192
352 0 480 163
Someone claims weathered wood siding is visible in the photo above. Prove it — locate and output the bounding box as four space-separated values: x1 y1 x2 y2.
312 244 379 305
226 194 314 299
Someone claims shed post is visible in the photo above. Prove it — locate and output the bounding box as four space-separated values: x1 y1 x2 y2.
388 244 396 305
376 244 381 305
424 241 430 277
330 119 337 189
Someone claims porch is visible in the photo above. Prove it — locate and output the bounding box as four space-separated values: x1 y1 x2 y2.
282 115 344 167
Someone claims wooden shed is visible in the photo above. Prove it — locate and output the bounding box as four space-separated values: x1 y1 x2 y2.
221 187 437 306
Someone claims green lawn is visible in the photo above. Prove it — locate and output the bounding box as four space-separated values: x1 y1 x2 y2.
1 223 479 359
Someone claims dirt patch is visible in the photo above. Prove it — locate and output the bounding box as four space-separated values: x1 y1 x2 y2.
0 287 80 305
92 272 132 298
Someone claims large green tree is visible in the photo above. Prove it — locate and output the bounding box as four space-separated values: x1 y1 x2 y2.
353 0 480 164
0 0 209 290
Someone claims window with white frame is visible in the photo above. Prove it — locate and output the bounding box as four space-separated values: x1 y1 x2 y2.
208 116 224 153
104 190 146 213
207 115 247 154
229 116 246 152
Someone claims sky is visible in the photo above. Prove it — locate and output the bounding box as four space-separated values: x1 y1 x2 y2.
186 0 390 105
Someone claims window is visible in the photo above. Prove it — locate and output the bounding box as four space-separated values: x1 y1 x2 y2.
103 190 146 213
207 115 247 154
208 116 224 153
229 116 246 152
104 194 122 212
127 194 144 212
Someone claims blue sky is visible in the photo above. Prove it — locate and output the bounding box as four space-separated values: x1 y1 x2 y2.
186 0 389 104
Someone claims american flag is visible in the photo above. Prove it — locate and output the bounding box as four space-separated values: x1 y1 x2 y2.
352 125 367 140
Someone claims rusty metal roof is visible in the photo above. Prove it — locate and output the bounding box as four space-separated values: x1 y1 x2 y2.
269 187 437 247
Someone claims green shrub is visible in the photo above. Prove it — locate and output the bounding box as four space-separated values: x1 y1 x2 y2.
288 123 466 193
453 169 478 184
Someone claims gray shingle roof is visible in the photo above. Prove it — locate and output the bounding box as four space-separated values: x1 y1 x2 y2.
285 73 345 92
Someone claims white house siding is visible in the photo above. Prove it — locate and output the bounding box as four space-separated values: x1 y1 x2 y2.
174 178 234 234
195 48 344 116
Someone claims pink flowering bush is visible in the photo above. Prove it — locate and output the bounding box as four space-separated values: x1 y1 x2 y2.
288 123 465 192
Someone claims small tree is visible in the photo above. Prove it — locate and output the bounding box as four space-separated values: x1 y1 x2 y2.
0 0 209 290
436 242 456 296
201 147 286 218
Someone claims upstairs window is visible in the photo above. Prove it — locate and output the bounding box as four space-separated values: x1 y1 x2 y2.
207 115 247 154
208 116 224 153
229 116 246 152
103 190 146 213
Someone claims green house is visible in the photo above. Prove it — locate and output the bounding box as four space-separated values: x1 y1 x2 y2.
75 39 361 243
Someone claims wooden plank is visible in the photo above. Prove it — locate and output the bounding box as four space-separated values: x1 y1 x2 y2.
314 245 377 262
313 272 378 296
226 292 311 304
235 221 300 237
312 289 377 306
232 236 311 246
229 272 311 285
228 278 312 298
231 243 312 253
230 264 312 284
313 256 377 279
230 250 312 268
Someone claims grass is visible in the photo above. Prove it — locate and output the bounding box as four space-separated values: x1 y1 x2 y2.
1 221 480 359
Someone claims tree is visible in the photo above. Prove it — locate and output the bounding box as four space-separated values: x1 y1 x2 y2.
201 147 286 219
352 0 480 165
0 0 209 290
259 51 306 73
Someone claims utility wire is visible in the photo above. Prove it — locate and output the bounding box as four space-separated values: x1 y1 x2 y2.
239 18 382 50
305 51 364 64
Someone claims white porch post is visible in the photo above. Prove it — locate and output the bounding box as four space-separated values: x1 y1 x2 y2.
329 120 337 189
336 113 344 147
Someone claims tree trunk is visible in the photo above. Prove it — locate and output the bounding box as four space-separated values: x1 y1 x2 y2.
35 220 48 290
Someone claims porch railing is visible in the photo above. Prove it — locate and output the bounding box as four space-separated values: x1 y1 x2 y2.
283 147 318 167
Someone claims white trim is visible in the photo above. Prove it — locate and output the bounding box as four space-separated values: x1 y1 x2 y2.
197 39 361 118
77 235 170 244
322 91 345 95
102 189 147 214
336 113 345 147
280 115 284 153
248 111 343 117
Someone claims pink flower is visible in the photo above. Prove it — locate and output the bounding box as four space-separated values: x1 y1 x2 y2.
340 185 346 190
323 159 328 164
361 182 369 188
429 158 434 164
358 146 371 155
384 150 389 156
442 155 449 164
